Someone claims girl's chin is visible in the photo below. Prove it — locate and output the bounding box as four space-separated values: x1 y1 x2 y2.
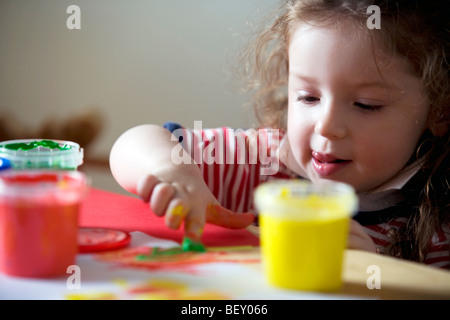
307 167 355 188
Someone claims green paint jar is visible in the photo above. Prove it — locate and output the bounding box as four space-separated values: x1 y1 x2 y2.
0 139 84 170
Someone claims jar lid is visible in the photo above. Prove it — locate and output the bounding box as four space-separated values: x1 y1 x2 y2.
0 139 83 170
78 228 131 253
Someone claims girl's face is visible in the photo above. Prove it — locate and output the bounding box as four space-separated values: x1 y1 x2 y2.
287 23 430 193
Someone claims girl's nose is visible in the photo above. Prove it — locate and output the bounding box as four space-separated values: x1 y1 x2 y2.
314 102 347 140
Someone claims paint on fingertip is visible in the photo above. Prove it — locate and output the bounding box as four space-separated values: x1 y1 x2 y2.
171 205 185 217
168 205 186 229
185 221 204 242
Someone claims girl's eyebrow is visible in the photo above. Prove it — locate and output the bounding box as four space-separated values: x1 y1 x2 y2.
289 72 397 91
353 81 396 91
288 73 319 85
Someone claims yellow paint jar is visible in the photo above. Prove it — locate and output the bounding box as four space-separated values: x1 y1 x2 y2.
254 180 357 292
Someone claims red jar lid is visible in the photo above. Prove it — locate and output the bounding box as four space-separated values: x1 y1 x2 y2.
78 227 131 253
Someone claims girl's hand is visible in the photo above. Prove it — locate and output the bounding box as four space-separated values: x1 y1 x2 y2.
348 219 377 253
136 165 254 242
110 124 254 243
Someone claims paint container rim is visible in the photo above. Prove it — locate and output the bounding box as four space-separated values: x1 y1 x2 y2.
0 170 90 203
0 139 84 170
254 180 358 221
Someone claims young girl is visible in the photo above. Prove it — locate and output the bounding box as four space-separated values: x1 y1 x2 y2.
110 0 449 268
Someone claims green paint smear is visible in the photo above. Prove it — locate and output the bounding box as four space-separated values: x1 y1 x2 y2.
1 140 72 151
181 237 206 253
136 237 206 261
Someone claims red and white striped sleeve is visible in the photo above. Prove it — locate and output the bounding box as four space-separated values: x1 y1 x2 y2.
424 223 450 269
363 219 450 269
173 126 293 213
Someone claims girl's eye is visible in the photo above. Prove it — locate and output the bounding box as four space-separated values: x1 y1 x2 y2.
297 96 320 104
354 102 384 112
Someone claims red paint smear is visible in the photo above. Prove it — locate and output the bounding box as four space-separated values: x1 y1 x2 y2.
94 246 260 274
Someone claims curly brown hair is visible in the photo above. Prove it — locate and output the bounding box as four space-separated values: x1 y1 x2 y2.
238 0 449 263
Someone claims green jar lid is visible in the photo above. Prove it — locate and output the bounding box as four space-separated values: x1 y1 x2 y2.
0 139 84 170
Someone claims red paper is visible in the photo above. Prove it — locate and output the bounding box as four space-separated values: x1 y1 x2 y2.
79 188 259 247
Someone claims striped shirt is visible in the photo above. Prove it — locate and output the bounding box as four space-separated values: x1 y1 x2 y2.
166 123 450 269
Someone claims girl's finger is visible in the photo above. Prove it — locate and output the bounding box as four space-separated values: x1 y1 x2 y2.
136 174 160 202
149 182 175 217
165 198 189 230
206 204 255 229
183 208 206 243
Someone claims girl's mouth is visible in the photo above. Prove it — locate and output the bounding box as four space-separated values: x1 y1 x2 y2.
311 151 351 176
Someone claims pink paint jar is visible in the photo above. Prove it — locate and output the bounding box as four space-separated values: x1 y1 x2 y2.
0 170 88 277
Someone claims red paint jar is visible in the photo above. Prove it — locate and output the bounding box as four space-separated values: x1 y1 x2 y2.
0 171 88 277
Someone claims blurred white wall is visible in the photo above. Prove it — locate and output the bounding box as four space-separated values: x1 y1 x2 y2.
0 0 278 193
0 0 278 156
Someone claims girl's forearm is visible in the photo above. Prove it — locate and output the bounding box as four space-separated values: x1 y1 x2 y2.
109 124 188 194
